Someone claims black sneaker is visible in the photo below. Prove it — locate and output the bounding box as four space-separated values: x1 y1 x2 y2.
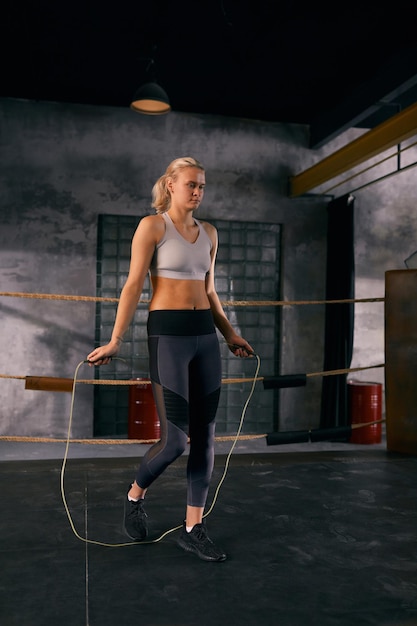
123 488 148 541
177 521 227 562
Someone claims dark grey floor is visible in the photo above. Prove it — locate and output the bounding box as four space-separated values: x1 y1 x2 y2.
1 438 416 626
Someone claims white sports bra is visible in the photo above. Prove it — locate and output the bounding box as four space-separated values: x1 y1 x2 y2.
149 212 213 280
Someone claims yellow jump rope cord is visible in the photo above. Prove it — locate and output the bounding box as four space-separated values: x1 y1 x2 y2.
61 353 261 548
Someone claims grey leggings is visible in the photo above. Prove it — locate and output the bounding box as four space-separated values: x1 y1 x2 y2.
135 310 222 507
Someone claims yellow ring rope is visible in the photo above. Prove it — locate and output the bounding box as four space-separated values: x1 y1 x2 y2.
0 291 384 306
0 290 384 445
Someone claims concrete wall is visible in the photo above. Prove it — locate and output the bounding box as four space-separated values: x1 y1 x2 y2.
312 135 417 418
1 97 415 438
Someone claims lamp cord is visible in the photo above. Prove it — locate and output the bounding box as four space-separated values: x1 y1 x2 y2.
60 353 261 548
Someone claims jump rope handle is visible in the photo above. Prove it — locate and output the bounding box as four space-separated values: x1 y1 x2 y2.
227 344 256 356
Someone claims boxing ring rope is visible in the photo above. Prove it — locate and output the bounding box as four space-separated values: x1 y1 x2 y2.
0 363 385 388
0 291 384 306
0 290 385 445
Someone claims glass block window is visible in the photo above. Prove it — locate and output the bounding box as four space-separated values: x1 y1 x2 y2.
93 214 281 436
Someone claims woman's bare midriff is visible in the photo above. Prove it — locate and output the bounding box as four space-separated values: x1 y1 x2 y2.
149 276 210 311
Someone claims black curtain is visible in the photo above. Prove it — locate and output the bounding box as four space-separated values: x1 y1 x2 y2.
320 194 355 429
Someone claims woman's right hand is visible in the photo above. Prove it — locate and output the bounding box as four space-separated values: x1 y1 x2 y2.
87 342 120 366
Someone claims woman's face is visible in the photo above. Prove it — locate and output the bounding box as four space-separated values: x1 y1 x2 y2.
169 167 206 210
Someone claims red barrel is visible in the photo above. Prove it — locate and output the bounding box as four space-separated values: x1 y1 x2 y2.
347 380 382 444
128 378 160 440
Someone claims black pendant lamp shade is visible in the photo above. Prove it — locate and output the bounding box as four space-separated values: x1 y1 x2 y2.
130 82 171 115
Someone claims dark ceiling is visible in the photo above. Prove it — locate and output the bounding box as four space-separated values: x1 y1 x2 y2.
3 0 417 148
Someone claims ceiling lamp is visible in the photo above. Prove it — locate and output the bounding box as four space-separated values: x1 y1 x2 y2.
130 81 171 115
130 51 171 115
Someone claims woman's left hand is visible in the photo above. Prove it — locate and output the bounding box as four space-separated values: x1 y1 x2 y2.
227 337 254 358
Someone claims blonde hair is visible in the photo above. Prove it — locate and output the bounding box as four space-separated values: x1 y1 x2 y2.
151 157 205 214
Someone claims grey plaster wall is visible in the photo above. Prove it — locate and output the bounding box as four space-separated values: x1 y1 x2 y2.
352 149 417 395
312 135 417 418
0 98 328 438
4 97 414 439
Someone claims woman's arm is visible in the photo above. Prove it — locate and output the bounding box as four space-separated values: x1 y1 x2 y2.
204 223 254 357
87 215 163 365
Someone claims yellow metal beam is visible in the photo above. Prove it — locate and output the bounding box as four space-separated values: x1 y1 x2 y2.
289 100 417 197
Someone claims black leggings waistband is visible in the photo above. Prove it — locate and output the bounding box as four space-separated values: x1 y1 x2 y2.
147 309 215 336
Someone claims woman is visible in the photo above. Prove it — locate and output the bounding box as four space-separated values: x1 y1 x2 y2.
88 157 253 562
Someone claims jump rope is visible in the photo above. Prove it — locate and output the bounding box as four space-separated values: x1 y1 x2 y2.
61 348 261 548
